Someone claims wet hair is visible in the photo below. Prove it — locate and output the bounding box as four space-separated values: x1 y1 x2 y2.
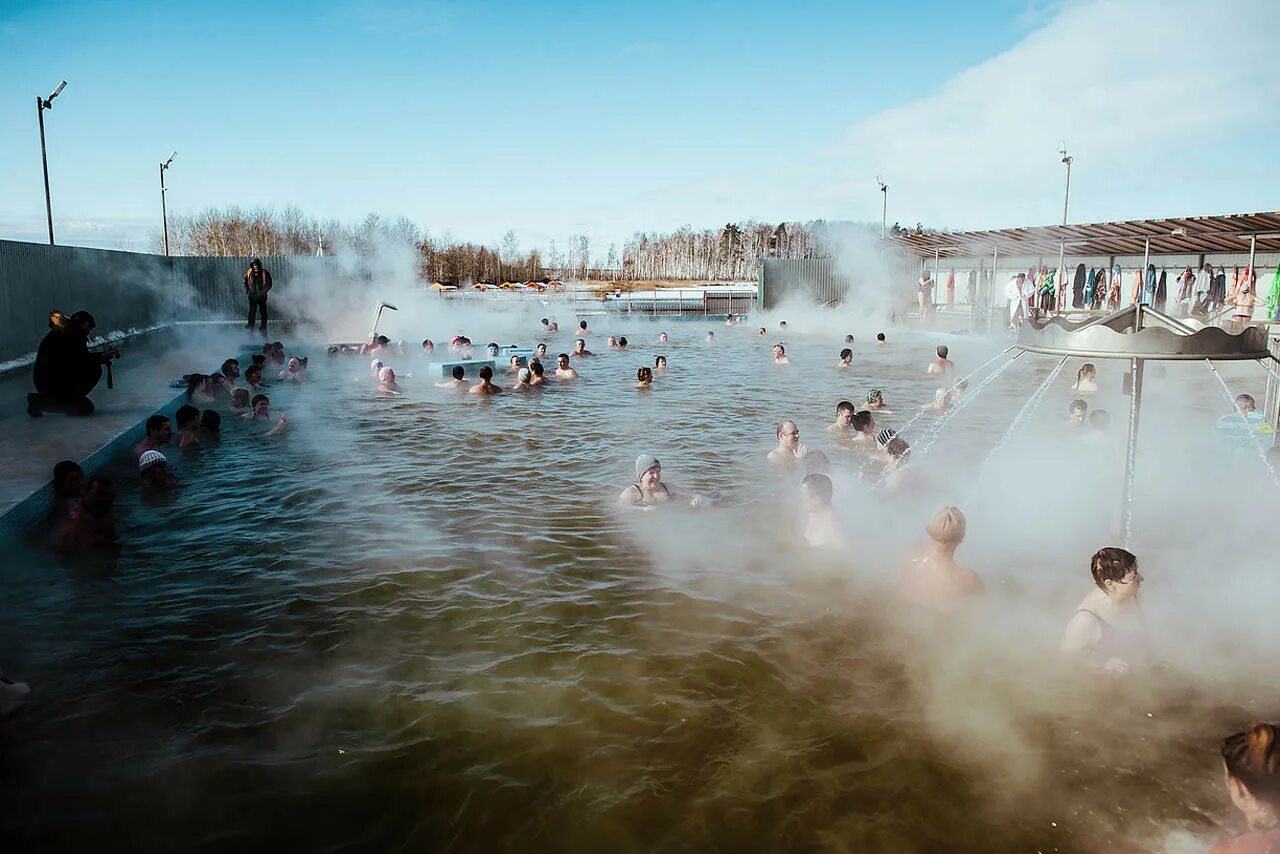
579 320 587 330
245 365 263 380
251 393 269 408
655 355 667 367
844 334 854 343
536 342 547 352
876 332 886 342
200 409 222 432
220 358 239 375
558 353 570 361
774 343 786 355
884 436 910 461
53 460 83 495
451 365 465 380
510 355 521 365
804 450 831 475
231 388 250 407
1237 393 1256 411
618 337 628 348
1090 547 1137 590
836 400 856 417
422 338 433 349
540 318 549 325
250 354 266 367
1078 363 1096 382
777 420 798 438
936 345 949 359
185 373 208 400
175 404 200 429
530 361 544 377
1090 409 1110 429
575 338 586 348
636 367 652 382
801 472 833 505
376 336 389 346
1222 724 1280 812
840 348 853 360
479 365 494 381
145 414 170 435
851 411 873 433
926 505 966 545
757 327 766 334
1069 399 1088 416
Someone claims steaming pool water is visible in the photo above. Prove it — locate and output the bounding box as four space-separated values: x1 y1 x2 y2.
3 317 1279 852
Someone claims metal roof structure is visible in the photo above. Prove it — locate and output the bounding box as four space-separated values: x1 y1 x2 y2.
887 211 1280 258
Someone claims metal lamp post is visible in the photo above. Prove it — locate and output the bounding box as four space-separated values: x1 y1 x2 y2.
1056 142 1073 312
160 151 177 256
877 176 888 239
36 80 67 245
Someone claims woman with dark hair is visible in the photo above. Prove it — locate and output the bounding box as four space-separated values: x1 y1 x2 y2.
52 460 85 518
1213 723 1280 852
186 373 215 405
1061 547 1145 674
635 366 653 389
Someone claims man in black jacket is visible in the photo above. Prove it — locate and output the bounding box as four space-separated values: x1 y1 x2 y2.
28 311 119 417
244 259 273 331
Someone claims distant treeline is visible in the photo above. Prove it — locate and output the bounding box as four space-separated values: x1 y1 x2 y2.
161 206 915 283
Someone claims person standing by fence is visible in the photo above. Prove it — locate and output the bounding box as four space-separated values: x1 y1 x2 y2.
244 259 273 331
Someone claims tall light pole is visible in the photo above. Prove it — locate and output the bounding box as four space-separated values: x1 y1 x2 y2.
1056 142 1074 312
160 151 177 256
877 175 888 239
36 80 67 245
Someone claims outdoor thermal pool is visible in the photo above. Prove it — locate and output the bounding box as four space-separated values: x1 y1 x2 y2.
2 317 1278 852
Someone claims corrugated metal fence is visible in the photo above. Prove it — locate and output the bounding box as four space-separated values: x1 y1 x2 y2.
759 259 851 309
0 240 341 363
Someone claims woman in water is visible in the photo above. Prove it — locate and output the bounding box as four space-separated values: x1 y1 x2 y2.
618 455 698 508
636 366 653 389
186 373 216 406
654 355 668 373
1061 547 1145 675
838 348 853 367
52 459 85 519
377 367 401 395
528 361 548 387
278 356 306 382
421 338 434 355
864 389 892 413
1072 363 1098 393
900 505 984 613
511 368 532 391
1213 723 1280 852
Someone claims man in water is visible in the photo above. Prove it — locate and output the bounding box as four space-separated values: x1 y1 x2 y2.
849 410 877 445
243 258 273 331
535 342 548 359
827 401 857 434
573 339 593 357
246 394 288 435
245 364 266 391
801 473 845 549
134 414 172 458
578 320 589 335
529 361 548 386
927 345 954 376
838 348 853 367
1067 399 1088 426
900 505 984 613
28 310 121 417
221 357 241 385
436 365 469 389
654 355 668 373
876 332 887 345
618 455 699 507
469 365 504 395
555 353 580 380
844 334 855 344
50 475 118 550
772 344 791 365
658 332 669 343
608 336 619 349
768 420 809 465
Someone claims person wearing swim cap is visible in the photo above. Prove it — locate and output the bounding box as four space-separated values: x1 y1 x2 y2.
618 455 701 508
863 389 892 413
436 365 470 389
139 449 171 488
876 429 915 488
469 365 504 395
900 505 984 613
801 473 845 550
768 420 808 466
512 368 532 391
378 367 401 395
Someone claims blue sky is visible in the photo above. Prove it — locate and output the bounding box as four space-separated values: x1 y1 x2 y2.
2 0 1277 254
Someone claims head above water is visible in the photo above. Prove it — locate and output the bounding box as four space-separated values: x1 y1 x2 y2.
866 389 884 405
53 460 85 498
138 449 168 474
530 361 544 377
200 409 221 432
221 358 240 378
1069 399 1088 417
231 388 250 407
844 334 854 343
479 365 493 381
773 344 786 357
635 454 661 481
777 420 799 447
1222 723 1280 818
1237 393 1257 413
636 366 652 383
803 449 830 476
422 339 434 351
758 327 766 335
655 355 667 368
579 320 588 331
536 343 547 355
176 404 199 429
451 365 465 380
936 345 949 359
1078 363 1097 382
145 414 171 439
618 336 628 348
851 410 873 433
1090 547 1140 595
517 368 532 383
801 472 833 507
840 348 853 362
926 505 966 545
1090 409 1110 430
876 332 886 342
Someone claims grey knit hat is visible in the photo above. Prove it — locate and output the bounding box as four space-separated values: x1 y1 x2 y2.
635 454 660 479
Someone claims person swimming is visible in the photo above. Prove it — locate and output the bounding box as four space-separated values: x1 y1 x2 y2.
768 420 808 465
175 404 201 448
801 473 845 550
50 475 117 550
139 449 172 488
529 360 547 386
1061 546 1146 675
608 336 619 349
573 339 593 357
927 345 954 376
618 454 698 507
636 366 653 389
863 389 892 413
827 400 856 434
900 505 984 613
618 336 628 350
838 348 853 367
469 365 503 395
1072 362 1099 393
1066 399 1088 426
1213 723 1280 853
555 354 579 380
378 366 401 395
654 355 668 373
436 365 470 389
876 332 887 345
512 368 532 391
849 410 877 444
772 344 791 365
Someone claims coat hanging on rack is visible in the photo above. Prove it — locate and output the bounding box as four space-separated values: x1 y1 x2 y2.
1072 263 1086 308
1084 268 1096 306
1155 269 1167 310
1212 266 1227 307
1131 268 1143 304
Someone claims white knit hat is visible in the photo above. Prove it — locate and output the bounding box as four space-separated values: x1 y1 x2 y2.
139 450 168 472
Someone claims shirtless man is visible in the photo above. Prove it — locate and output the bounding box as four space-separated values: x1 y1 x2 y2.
436 365 470 389
849 410 877 444
245 364 266 391
772 344 791 365
535 342 548 360
529 361 548 386
927 345 954 376
50 476 118 550
573 339 593 357
827 401 857 434
801 473 845 549
654 355 668 373
608 336 619 349
469 365 504 395
618 455 699 507
900 505 984 612
767 420 808 465
139 449 172 488
279 356 306 382
578 320 589 335
555 353 580 380
134 414 172 458
221 358 241 385
508 355 524 374
838 348 853 367
844 334 854 345
245 394 287 436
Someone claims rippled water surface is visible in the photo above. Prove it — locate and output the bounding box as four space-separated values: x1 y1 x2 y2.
3 318 1278 851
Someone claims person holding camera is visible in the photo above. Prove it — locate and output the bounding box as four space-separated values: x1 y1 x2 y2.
244 258 273 331
27 310 119 417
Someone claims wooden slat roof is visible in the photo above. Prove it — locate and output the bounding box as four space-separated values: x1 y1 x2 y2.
887 212 1280 258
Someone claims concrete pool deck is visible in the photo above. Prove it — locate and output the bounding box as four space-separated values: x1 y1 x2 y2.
0 326 267 527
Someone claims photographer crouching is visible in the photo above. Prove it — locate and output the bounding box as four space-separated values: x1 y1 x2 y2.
27 310 121 417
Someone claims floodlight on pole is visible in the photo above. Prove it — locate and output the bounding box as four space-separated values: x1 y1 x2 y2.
1056 142 1074 313
160 151 177 257
36 80 68 245
876 176 888 240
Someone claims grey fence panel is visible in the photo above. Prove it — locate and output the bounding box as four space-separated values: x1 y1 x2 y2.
760 259 852 309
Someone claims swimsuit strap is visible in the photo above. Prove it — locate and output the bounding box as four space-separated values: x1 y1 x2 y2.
1073 608 1110 627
